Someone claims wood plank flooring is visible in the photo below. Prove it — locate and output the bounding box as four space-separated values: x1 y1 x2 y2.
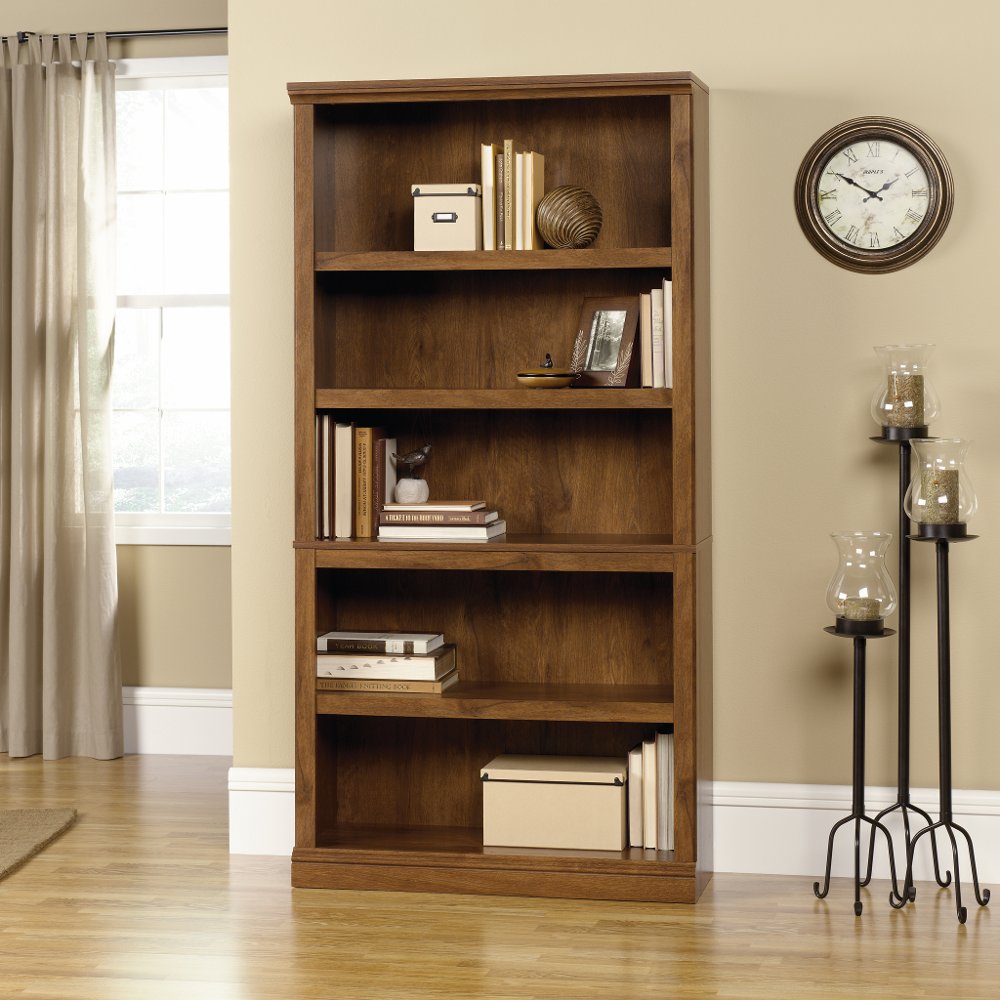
2 753 998 998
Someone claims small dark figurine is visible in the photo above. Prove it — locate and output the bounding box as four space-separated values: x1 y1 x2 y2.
541 353 553 368
392 444 432 479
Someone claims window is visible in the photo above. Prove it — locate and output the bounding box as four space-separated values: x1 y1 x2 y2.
112 57 230 545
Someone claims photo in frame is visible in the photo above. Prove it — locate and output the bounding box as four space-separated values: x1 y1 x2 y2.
569 297 641 387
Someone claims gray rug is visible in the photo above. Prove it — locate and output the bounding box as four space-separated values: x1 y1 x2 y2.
0 808 77 880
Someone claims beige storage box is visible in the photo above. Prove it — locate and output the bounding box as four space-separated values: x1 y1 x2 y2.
480 754 627 851
411 183 482 250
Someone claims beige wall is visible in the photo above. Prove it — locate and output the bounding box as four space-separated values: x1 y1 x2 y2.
228 0 1000 787
1 1 232 693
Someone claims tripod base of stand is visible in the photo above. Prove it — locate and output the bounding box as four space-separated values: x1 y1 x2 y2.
861 800 951 893
892 819 991 923
814 814 901 915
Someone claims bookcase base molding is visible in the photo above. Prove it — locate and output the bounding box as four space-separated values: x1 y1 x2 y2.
292 849 702 903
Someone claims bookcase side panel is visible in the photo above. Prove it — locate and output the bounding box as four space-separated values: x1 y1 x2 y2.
295 547 319 848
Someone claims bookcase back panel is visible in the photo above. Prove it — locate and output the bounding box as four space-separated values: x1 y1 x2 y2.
319 408 672 535
317 568 673 688
313 97 671 252
316 715 650 830
314 269 669 390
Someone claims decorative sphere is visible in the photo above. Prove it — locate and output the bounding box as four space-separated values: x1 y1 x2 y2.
394 477 430 504
536 186 603 249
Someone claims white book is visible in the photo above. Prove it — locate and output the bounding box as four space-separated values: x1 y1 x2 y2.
642 738 657 850
378 520 506 541
316 413 323 539
334 422 354 538
384 501 486 512
639 292 653 388
655 730 674 852
317 630 445 654
316 644 456 681
663 277 673 389
382 436 397 506
650 287 665 390
627 743 644 848
481 143 496 251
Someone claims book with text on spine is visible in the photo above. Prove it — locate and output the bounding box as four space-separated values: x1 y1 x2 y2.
316 644 457 681
378 520 506 541
317 670 459 694
316 630 445 655
384 500 486 512
379 509 499 526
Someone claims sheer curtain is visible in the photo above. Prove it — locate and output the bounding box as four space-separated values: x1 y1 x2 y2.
0 32 122 759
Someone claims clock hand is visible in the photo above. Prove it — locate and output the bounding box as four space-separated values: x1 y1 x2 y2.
834 172 883 200
863 176 900 202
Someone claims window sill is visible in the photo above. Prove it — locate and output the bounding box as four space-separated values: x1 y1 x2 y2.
115 523 231 547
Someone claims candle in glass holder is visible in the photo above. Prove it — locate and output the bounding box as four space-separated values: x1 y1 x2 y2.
885 372 924 428
842 597 882 621
919 468 959 523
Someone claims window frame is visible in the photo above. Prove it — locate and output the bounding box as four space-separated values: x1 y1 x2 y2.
113 55 231 547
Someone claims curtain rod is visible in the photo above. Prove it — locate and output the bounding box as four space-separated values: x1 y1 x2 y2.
3 27 227 45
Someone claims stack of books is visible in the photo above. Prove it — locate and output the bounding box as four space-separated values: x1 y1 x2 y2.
627 730 674 851
637 278 674 389
316 631 458 694
480 140 545 251
315 420 396 540
377 500 507 543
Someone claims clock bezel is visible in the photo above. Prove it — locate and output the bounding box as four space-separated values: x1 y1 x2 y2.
794 117 954 274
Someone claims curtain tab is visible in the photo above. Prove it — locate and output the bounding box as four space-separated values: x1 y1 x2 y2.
74 32 89 64
92 32 108 65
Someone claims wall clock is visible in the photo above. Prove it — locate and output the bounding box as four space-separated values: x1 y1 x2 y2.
794 117 954 273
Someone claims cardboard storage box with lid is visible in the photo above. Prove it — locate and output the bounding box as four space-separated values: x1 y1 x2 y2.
411 183 482 250
480 754 627 851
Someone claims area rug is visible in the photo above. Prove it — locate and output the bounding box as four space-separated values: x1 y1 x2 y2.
0 808 77 881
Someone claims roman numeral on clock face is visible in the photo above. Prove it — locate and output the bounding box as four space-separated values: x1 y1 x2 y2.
824 209 842 226
904 208 923 225
869 233 880 248
867 141 880 157
846 225 860 243
843 147 858 164
818 188 837 201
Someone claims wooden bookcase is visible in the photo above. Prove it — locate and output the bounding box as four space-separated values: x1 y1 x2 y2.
287 73 712 903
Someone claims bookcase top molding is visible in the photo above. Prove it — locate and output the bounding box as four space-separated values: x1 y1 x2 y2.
286 71 709 105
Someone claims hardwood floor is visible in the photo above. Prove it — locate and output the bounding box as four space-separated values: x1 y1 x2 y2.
2 753 997 998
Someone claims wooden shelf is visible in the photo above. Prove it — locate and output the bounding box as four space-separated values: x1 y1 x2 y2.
315 388 673 410
316 681 674 722
301 534 679 572
292 824 696 902
315 247 672 271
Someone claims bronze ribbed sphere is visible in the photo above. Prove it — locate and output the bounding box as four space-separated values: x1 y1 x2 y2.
536 186 603 249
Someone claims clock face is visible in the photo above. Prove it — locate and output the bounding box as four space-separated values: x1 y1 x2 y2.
816 139 930 251
794 118 953 273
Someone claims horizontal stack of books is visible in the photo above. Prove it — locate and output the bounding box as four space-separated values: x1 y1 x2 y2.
316 631 457 694
377 500 506 543
627 730 674 851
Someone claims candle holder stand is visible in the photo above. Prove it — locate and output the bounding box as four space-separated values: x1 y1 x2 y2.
890 530 991 923
814 624 902 916
862 430 950 893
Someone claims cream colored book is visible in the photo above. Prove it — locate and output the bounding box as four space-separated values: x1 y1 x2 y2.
655 730 674 852
663 276 674 389
514 152 525 250
642 738 657 850
639 292 653 388
627 743 644 848
317 669 459 694
481 142 497 250
650 287 665 390
523 151 545 249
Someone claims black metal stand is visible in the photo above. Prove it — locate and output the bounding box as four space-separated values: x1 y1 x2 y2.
863 433 950 892
814 626 902 915
891 532 991 923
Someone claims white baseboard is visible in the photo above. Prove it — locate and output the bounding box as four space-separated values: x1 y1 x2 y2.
228 767 295 855
714 781 1000 884
220 771 1000 879
122 686 233 756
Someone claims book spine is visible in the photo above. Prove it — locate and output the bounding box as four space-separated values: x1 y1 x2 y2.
502 139 514 251
334 422 354 538
495 152 504 251
639 292 652 388
317 676 454 693
320 638 419 654
650 288 665 390
663 277 673 389
355 426 372 538
379 511 497 525
514 151 524 250
481 142 496 251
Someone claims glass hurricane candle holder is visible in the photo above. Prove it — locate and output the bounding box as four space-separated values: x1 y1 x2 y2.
870 345 940 437
826 531 897 635
904 438 977 538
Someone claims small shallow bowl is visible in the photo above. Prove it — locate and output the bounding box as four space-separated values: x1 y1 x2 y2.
515 370 579 389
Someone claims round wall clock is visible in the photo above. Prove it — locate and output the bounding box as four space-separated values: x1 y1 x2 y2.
794 117 954 273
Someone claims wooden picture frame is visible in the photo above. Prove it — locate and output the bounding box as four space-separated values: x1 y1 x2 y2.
569 297 640 387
